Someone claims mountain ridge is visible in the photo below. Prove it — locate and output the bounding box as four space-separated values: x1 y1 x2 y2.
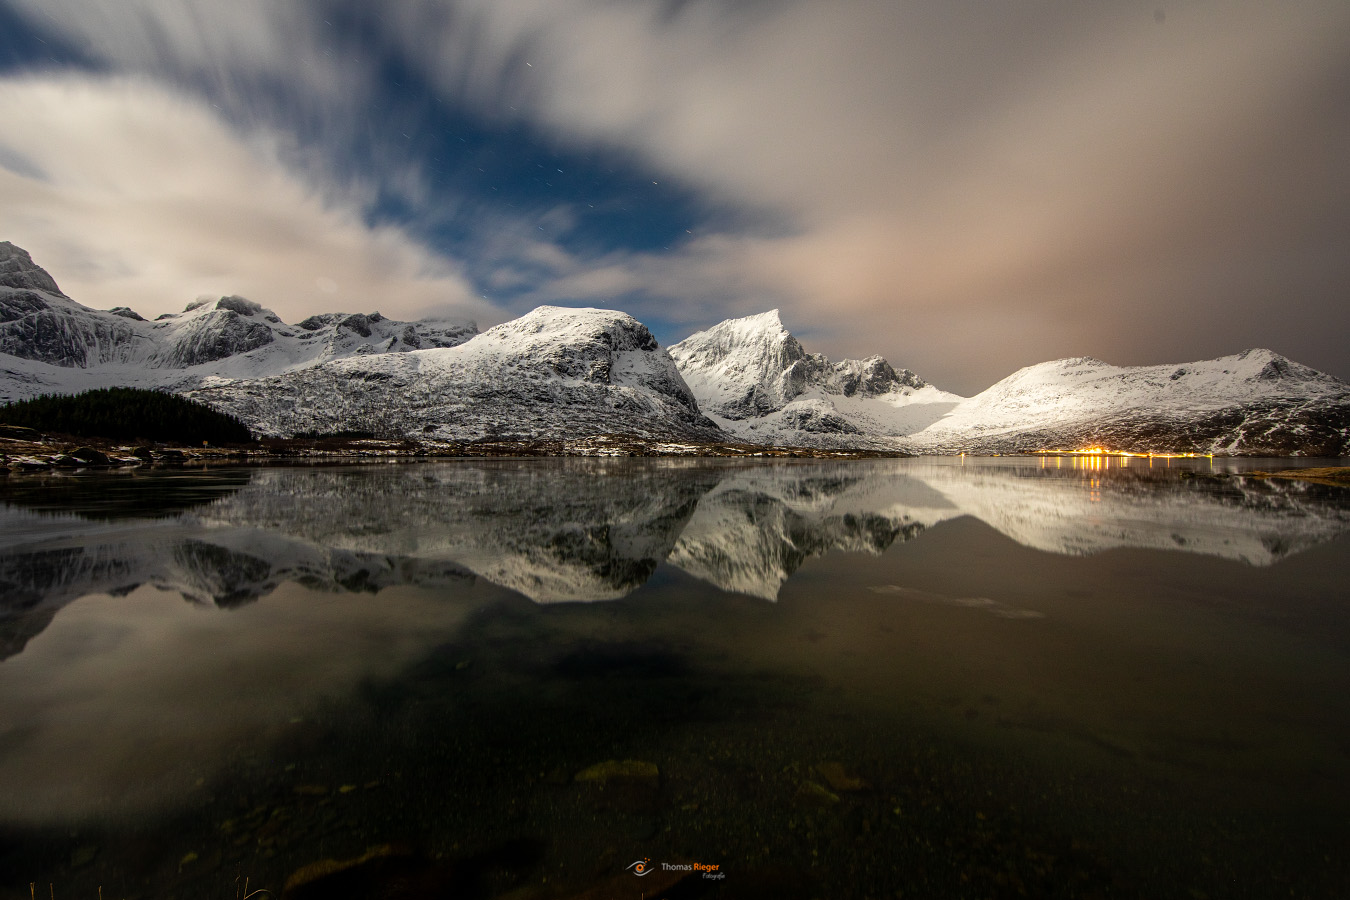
0 240 479 398
1 242 1346 454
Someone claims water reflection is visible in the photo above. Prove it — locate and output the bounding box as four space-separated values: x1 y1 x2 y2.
3 459 1346 626
1 459 1348 897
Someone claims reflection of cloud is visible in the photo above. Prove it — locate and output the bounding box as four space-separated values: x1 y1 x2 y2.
0 581 478 823
0 75 496 326
869 584 1045 620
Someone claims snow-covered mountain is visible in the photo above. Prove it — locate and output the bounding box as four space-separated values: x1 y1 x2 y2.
672 310 1350 456
1 242 155 371
903 351 1350 456
669 310 963 448
0 240 477 401
187 306 725 440
1 242 721 441
3 242 1347 452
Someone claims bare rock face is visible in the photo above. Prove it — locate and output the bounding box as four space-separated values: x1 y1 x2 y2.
296 311 475 353
0 242 65 295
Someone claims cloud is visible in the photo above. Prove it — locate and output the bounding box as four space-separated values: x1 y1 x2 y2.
6 0 359 112
4 1 1349 391
391 0 1350 391
0 74 497 325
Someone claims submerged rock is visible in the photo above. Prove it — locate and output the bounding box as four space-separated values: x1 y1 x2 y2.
798 780 840 804
282 844 416 899
816 761 869 792
574 759 660 786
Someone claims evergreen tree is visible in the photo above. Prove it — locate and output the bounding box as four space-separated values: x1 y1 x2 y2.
0 387 253 444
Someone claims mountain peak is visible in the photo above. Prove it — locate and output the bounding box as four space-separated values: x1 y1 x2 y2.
178 295 274 319
481 305 658 353
671 309 799 357
705 309 789 340
1224 348 1343 386
738 308 785 329
0 241 66 296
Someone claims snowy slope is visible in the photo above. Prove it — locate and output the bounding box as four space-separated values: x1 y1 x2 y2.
903 351 1350 455
188 306 727 441
669 310 963 448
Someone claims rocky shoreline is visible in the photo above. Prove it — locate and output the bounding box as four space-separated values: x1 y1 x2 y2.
4 424 1344 473
0 426 908 470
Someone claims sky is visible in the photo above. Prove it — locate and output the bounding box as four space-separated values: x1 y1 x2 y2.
0 1 1347 395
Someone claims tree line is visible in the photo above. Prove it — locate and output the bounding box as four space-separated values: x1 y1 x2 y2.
0 387 254 444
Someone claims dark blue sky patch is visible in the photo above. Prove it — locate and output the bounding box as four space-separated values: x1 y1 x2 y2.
311 1 730 253
362 102 715 258
0 3 101 74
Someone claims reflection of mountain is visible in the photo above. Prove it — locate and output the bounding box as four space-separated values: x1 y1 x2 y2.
0 505 475 660
901 462 1350 565
3 460 1349 657
202 463 939 602
0 508 474 605
201 462 725 602
669 467 929 600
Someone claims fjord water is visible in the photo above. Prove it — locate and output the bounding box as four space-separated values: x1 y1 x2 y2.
1 458 1348 899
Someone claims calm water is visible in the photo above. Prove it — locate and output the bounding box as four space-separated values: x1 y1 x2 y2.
1 457 1348 899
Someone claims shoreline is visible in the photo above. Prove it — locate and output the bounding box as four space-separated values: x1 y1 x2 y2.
3 428 1347 472
1 431 910 469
